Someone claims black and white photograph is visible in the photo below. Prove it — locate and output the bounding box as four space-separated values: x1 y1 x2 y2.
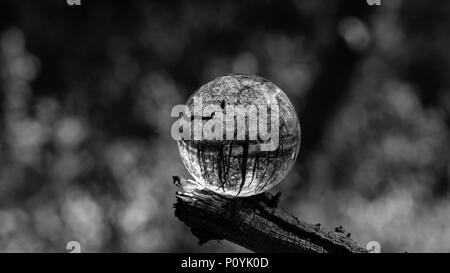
0 0 449 264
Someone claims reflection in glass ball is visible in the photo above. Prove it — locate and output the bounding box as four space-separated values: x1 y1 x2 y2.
177 74 301 197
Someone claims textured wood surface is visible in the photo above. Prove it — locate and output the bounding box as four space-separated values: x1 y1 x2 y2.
173 177 368 253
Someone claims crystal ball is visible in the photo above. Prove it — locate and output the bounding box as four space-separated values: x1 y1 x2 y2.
177 74 301 197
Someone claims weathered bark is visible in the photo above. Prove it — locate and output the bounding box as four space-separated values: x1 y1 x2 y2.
173 177 367 253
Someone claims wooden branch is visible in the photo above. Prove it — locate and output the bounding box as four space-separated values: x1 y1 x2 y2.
173 176 368 253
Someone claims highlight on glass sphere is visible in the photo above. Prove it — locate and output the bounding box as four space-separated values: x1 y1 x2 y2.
176 74 301 197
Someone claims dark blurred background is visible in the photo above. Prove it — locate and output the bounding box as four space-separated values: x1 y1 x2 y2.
0 0 449 252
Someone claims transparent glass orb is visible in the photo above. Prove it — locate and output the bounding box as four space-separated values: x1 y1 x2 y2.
178 74 301 197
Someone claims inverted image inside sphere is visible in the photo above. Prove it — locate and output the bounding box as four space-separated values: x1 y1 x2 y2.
178 74 301 197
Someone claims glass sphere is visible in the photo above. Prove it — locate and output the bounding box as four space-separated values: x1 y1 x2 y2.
177 74 300 197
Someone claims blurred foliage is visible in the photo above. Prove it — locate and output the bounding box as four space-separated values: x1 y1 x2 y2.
0 0 449 252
